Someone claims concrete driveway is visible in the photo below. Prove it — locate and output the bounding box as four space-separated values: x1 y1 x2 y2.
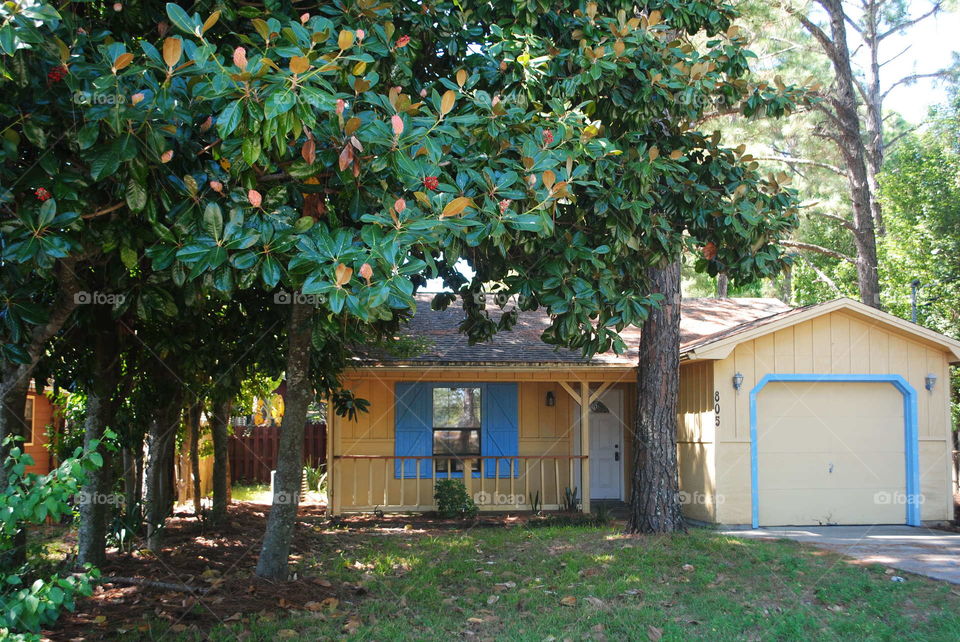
721 525 960 584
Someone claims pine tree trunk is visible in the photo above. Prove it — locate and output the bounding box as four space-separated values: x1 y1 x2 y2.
188 403 202 517
210 399 232 527
122 445 141 522
144 398 181 550
626 260 686 534
77 314 120 566
256 300 314 580
715 273 728 297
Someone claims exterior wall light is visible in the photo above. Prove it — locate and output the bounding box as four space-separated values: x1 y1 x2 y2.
545 390 556 406
732 372 745 391
925 373 937 392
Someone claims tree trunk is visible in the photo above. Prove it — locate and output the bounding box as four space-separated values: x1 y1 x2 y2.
626 260 686 534
800 0 882 308
122 445 141 522
210 399 232 527
144 400 181 550
187 403 202 517
715 273 728 297
256 300 314 580
77 313 121 567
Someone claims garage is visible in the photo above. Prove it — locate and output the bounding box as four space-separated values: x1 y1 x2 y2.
755 380 906 526
676 297 960 528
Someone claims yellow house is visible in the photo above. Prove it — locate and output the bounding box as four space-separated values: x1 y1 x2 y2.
327 294 960 527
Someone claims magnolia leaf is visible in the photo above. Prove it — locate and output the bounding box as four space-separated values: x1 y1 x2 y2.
113 52 134 72
301 139 316 164
290 56 310 74
335 263 353 286
542 170 556 192
338 30 355 50
648 147 660 161
669 149 683 160
162 37 182 68
441 196 472 218
359 263 373 283
202 10 220 33
345 117 361 135
440 90 456 116
456 69 467 87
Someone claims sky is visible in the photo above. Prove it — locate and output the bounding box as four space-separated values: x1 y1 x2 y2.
854 8 959 123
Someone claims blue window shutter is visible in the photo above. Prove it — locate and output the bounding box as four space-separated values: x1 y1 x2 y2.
482 383 519 477
395 382 431 478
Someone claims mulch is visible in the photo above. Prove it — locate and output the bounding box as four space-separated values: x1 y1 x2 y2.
43 502 342 640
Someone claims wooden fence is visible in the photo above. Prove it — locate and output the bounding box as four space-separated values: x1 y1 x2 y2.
228 422 326 484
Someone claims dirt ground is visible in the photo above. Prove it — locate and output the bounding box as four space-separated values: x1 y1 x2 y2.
42 502 582 640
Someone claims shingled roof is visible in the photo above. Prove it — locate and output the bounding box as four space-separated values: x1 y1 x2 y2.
352 294 791 367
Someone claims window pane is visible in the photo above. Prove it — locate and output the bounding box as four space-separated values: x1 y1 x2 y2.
432 387 481 428
432 430 481 456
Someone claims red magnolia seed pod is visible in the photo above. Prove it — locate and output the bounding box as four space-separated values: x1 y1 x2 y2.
35 188 51 201
422 176 439 191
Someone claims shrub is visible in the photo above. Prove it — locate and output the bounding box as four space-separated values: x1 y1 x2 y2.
433 479 477 519
304 464 327 493
0 436 107 636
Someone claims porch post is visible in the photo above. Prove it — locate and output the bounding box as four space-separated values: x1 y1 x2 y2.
580 381 590 514
327 398 340 516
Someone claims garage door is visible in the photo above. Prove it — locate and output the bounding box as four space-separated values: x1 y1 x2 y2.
756 381 905 526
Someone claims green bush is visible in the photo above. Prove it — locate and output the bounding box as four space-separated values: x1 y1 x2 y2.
304 464 327 493
0 436 106 636
433 479 477 519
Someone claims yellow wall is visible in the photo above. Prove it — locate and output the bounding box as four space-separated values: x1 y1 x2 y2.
331 370 633 512
710 310 954 524
676 361 717 522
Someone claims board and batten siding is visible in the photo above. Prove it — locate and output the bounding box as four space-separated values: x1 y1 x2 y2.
677 361 717 522
332 371 634 511
711 309 953 525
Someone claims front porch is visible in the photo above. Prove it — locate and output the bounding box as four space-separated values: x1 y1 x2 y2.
326 368 635 515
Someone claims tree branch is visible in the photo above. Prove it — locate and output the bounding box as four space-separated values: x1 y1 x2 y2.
882 69 955 100
753 155 845 176
779 239 855 262
878 2 943 41
805 210 856 230
797 254 844 294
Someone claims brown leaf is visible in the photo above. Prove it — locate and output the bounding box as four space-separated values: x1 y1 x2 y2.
669 149 683 160
542 170 556 192
113 52 134 72
277 630 298 638
702 241 717 261
456 69 467 87
342 615 361 634
345 117 361 136
224 612 242 621
301 139 316 164
290 56 310 74
440 196 473 218
440 90 456 116
338 145 353 172
160 150 174 163
162 38 181 68
335 263 353 286
648 146 660 161
202 10 220 33
647 625 663 641
559 595 577 607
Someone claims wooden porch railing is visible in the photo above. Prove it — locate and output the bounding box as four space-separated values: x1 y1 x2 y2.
330 455 587 514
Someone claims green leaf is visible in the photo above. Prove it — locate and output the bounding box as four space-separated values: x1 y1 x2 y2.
90 147 120 181
242 137 261 167
203 202 223 239
126 179 147 212
218 100 242 137
120 247 138 269
165 3 198 35
88 451 103 468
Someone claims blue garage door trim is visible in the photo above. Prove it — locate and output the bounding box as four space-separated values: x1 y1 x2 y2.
749 373 920 529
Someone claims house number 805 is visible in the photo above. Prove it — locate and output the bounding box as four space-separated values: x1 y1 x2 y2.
714 391 720 427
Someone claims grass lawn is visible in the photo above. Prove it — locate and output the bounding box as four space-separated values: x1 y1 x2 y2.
165 519 960 641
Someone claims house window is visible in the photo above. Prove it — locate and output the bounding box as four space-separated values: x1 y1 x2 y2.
432 387 481 473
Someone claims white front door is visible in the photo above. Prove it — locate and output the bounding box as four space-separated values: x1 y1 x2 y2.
574 389 624 500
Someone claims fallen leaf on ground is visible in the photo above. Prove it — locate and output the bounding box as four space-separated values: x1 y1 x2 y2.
648 625 663 641
560 596 577 606
343 616 362 634
277 630 298 638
